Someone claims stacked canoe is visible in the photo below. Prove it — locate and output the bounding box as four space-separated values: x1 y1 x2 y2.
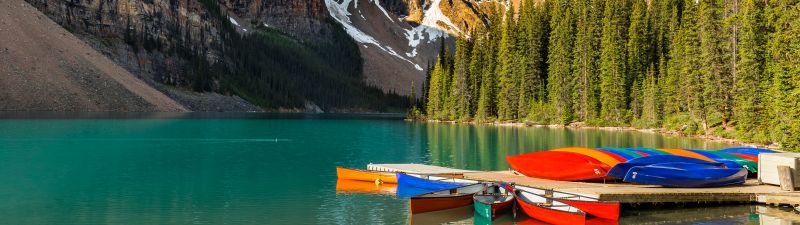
336 167 622 224
506 147 774 187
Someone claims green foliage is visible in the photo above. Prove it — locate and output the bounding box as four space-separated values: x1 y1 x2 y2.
420 0 800 150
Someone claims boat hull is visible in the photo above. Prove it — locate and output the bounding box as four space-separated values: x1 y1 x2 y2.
473 198 513 220
506 151 608 181
606 155 725 178
560 199 620 220
410 194 474 214
623 163 748 187
514 192 586 225
551 147 622 167
396 173 465 190
336 167 397 183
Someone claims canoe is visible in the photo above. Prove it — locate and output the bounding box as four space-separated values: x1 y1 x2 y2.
513 185 620 220
623 162 748 187
595 148 643 160
514 188 587 225
731 153 759 162
607 155 725 179
336 167 397 183
506 151 608 181
689 149 758 173
596 150 628 162
396 173 474 190
551 147 623 167
627 147 670 156
473 183 514 220
718 147 777 156
396 184 433 198
335 179 397 195
656 148 716 162
410 183 485 214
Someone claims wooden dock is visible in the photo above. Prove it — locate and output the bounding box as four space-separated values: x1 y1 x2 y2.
369 164 800 206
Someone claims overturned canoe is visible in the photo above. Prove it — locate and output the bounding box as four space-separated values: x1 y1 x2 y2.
336 167 397 183
689 149 758 173
655 148 716 162
607 155 725 179
551 147 623 167
514 188 587 225
410 183 485 214
513 185 620 220
473 183 514 220
396 173 475 190
718 147 777 156
623 162 747 187
507 151 608 181
595 148 643 160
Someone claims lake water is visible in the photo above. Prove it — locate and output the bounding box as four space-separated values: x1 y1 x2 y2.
0 113 795 224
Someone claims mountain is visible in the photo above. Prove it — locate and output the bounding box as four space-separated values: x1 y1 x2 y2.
8 0 508 112
0 0 185 112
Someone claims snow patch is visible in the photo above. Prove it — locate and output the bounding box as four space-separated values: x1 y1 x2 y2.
414 64 423 71
371 0 394 22
229 17 240 26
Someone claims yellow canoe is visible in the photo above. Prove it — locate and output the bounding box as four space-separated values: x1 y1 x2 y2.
551 147 622 167
656 148 716 162
336 167 398 183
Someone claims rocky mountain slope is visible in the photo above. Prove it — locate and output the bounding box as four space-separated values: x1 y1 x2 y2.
0 0 185 112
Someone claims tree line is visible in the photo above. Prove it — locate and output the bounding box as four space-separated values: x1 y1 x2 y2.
416 0 800 151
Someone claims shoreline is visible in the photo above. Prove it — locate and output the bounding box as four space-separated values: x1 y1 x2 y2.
414 119 780 150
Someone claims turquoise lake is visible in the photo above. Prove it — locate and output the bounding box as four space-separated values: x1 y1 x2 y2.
0 113 794 224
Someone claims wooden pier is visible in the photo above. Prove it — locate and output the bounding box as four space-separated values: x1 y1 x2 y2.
370 164 800 206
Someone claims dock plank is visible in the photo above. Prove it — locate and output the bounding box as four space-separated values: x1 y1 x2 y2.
367 163 476 175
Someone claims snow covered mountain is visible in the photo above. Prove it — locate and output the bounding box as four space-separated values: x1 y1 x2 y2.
324 0 502 95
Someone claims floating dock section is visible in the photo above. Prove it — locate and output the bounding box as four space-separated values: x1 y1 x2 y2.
370 164 800 206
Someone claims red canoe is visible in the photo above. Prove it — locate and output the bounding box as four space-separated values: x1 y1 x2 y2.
506 151 609 181
514 188 586 225
409 183 485 214
514 185 620 220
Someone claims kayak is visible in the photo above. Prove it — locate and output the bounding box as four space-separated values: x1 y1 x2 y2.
513 188 587 225
607 155 725 179
623 162 748 187
410 183 485 214
595 148 643 160
655 148 716 162
336 167 397 183
718 147 777 156
473 183 514 220
506 151 608 181
552 147 623 167
335 179 397 195
512 185 620 220
689 149 758 173
396 173 476 190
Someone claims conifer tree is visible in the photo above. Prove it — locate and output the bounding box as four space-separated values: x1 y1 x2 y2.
468 28 485 117
699 0 733 130
599 0 629 124
547 0 576 124
766 0 800 150
496 7 518 121
681 0 706 133
627 0 652 120
571 0 602 121
734 0 766 141
453 37 472 120
663 4 683 115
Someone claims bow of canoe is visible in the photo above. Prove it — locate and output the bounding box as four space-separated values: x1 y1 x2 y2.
336 167 398 183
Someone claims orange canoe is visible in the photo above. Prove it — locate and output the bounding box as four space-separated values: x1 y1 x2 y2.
656 148 716 162
335 179 397 195
336 167 398 183
551 147 623 167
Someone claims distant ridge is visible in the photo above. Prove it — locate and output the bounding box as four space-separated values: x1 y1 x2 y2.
0 0 186 112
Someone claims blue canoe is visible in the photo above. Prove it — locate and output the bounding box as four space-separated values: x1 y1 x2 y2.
396 184 434 198
596 148 642 160
396 173 467 190
686 149 745 171
623 162 748 187
626 147 670 156
688 149 759 173
607 155 725 178
718 147 777 156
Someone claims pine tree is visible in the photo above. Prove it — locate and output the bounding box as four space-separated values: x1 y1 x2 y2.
663 4 683 115
452 37 471 119
426 57 444 118
627 0 652 120
468 28 485 117
681 0 707 133
547 0 576 124
571 0 602 122
766 1 800 151
699 0 733 131
641 64 659 126
734 0 766 141
599 0 630 124
496 7 518 121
